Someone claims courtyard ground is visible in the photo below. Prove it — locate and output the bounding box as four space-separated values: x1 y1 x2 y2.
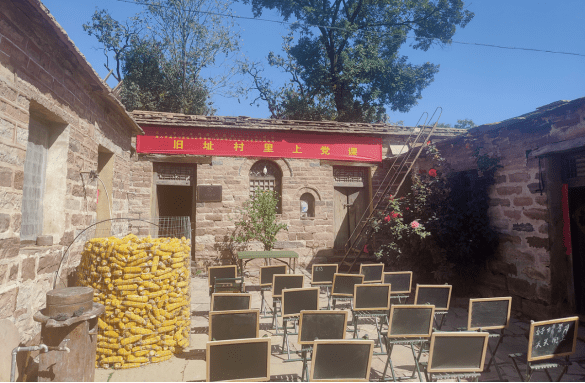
95 265 585 382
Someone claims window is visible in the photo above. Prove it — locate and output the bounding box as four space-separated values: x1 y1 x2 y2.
249 160 282 213
20 105 68 243
300 193 315 218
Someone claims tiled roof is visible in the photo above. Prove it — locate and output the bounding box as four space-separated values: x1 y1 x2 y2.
130 110 466 137
471 96 585 134
26 0 143 134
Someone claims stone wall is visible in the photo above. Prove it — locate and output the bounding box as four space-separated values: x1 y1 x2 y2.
194 157 337 268
428 102 585 319
0 0 136 343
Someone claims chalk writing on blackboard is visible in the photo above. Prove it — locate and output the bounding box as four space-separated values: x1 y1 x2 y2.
528 316 579 362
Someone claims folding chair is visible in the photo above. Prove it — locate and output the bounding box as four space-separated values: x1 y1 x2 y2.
206 338 271 382
414 284 452 330
259 265 287 317
508 316 579 382
213 277 244 293
465 297 512 381
297 310 349 382
381 304 435 382
310 339 375 382
331 273 364 309
208 309 259 341
351 283 391 355
280 288 319 361
207 265 238 296
423 331 489 382
359 262 384 284
310 264 338 310
383 271 413 304
271 274 304 331
210 293 252 312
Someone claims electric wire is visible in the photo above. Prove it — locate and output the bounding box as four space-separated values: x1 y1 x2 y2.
113 0 585 58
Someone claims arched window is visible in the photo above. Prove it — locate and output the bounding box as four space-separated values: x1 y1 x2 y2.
249 160 282 213
300 193 315 218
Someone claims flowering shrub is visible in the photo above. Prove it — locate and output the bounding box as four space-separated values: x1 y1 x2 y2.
369 142 501 283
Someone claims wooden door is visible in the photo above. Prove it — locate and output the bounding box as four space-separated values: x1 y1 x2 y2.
334 187 368 249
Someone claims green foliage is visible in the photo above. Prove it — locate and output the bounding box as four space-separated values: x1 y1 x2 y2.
231 190 288 251
120 39 211 114
454 119 477 130
241 0 474 122
370 142 501 283
84 0 244 114
436 119 476 129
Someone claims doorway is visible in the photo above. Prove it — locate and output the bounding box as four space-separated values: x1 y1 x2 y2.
333 186 369 250
153 163 196 260
569 186 585 315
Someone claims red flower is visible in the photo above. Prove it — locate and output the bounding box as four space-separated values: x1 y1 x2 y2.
384 215 391 222
391 211 399 219
428 169 437 177
427 140 431 145
363 244 369 253
418 169 425 174
405 207 410 211
411 221 420 229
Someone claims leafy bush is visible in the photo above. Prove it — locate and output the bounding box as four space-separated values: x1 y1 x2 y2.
231 190 288 251
370 143 501 282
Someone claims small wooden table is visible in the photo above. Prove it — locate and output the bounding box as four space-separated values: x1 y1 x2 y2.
237 251 298 274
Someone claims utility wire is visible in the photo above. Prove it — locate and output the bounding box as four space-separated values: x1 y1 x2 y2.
114 0 585 58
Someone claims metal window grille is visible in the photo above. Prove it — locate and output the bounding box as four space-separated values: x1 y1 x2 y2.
333 167 366 183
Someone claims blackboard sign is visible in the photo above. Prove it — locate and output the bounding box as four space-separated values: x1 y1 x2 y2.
383 272 412 294
210 293 252 312
298 310 348 345
207 338 271 382
359 263 384 283
311 264 338 285
468 297 512 330
414 284 452 311
197 185 222 202
310 340 374 382
260 265 287 286
427 332 489 373
282 288 320 317
353 284 391 311
332 274 365 297
527 316 579 362
387 305 434 338
208 265 237 288
209 310 259 341
272 274 304 298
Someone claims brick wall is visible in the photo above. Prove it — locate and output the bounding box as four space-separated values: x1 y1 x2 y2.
430 104 585 319
0 0 135 343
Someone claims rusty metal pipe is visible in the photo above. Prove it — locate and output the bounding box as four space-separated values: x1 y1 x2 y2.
10 344 70 382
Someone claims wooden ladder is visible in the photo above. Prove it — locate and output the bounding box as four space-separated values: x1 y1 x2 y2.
338 110 442 273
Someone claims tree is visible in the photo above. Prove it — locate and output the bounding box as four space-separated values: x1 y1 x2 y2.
241 0 474 122
436 118 476 129
231 190 288 251
119 39 211 114
84 0 243 114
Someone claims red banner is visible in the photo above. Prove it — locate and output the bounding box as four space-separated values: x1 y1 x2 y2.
136 126 382 162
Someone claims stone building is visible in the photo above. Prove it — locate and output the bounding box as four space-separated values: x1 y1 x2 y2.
128 111 463 269
427 97 585 320
0 0 142 343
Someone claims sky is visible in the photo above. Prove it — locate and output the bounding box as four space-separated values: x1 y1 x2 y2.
40 0 585 128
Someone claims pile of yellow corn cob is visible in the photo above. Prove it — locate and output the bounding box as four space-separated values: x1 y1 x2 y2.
77 233 191 369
